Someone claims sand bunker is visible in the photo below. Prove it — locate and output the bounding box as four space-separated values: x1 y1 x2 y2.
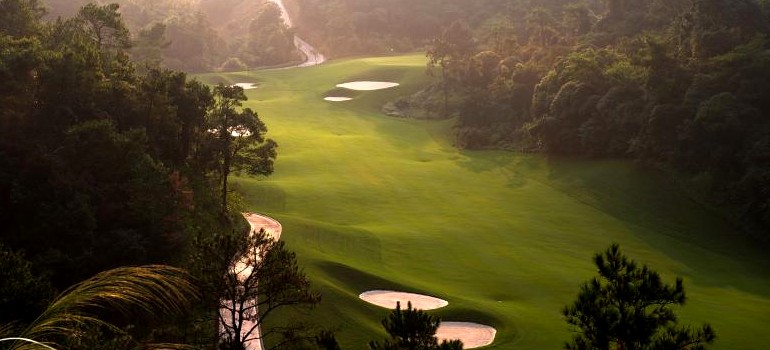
243 212 283 240
233 83 258 90
336 81 399 91
324 97 353 102
436 322 496 349
359 290 448 310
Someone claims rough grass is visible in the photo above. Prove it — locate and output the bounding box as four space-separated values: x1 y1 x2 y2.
195 54 770 349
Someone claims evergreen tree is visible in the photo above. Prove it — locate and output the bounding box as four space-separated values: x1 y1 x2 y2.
369 302 462 350
563 244 716 350
207 84 277 214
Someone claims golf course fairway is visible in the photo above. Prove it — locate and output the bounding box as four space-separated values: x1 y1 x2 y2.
195 54 770 349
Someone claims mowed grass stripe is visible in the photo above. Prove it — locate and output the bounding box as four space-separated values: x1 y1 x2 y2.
195 54 770 350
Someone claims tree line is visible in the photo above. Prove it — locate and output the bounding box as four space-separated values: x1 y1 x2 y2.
281 0 520 59
410 0 770 236
41 0 300 71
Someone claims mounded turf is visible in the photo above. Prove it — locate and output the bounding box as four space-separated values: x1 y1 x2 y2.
195 54 770 349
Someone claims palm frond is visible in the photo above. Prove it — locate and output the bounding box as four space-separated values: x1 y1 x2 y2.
0 323 17 338
0 337 59 350
15 265 198 349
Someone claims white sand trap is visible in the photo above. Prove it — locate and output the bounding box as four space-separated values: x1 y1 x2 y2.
243 212 282 240
324 97 352 102
359 290 448 310
436 322 497 349
233 83 258 90
336 81 399 91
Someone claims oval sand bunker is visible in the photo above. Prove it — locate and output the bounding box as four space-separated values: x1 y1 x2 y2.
232 83 258 90
436 322 497 349
324 97 352 102
336 81 399 91
359 290 448 310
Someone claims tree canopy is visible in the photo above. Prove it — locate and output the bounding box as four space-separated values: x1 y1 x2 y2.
369 302 463 350
0 2 293 348
212 229 320 350
563 244 716 350
41 0 301 71
405 0 770 235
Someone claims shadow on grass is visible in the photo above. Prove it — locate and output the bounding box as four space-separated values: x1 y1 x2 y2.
435 307 505 328
193 72 262 86
230 180 287 212
284 217 384 264
322 87 362 99
454 150 542 189
543 157 770 297
317 261 416 295
338 67 410 84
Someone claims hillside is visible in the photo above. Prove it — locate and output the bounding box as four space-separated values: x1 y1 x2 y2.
195 54 770 350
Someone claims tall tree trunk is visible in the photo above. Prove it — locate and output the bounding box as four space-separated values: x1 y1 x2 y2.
442 64 449 118
221 113 231 215
221 161 229 215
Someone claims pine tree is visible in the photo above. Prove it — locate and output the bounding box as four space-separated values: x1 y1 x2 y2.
563 244 715 350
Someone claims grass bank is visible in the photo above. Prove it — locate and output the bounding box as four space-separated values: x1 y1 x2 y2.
195 54 770 349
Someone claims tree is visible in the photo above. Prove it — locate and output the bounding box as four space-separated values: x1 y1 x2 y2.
525 7 560 47
563 4 594 42
208 84 277 214
77 3 131 72
240 2 297 67
0 265 198 350
369 302 462 350
0 0 46 38
0 244 53 325
426 20 475 118
563 244 716 350
479 17 518 58
131 22 170 69
217 229 320 350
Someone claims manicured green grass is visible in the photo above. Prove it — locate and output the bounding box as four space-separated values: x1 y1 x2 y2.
195 54 770 349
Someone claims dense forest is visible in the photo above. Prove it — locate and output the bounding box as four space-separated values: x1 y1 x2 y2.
289 0 770 236
423 0 770 236
0 1 321 348
40 0 300 71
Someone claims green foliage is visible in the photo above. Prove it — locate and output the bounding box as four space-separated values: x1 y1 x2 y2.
285 0 511 58
426 20 476 118
0 6 278 349
208 84 278 212
411 0 770 232
369 302 462 350
131 22 169 68
315 330 342 350
0 0 46 37
564 244 716 350
239 2 298 68
42 0 298 72
215 229 321 349
1 265 197 350
0 244 54 325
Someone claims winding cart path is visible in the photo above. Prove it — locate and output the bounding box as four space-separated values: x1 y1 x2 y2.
219 213 282 350
219 0 319 348
267 0 326 67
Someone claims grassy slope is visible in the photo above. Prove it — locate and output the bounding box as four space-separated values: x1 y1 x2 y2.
195 55 770 349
